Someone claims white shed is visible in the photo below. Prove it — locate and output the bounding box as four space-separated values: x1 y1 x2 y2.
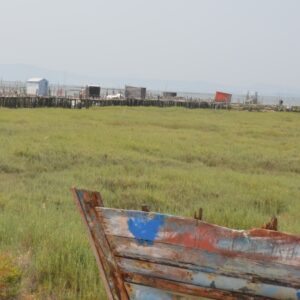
26 78 49 96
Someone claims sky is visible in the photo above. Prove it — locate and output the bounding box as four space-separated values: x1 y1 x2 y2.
1 0 300 93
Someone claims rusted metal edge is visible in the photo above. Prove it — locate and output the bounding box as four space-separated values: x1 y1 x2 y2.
71 187 129 300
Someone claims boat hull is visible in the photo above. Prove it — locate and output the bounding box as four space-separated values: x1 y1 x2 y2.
72 188 300 300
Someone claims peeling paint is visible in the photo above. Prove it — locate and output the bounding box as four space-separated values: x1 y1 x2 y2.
72 188 300 300
128 214 165 245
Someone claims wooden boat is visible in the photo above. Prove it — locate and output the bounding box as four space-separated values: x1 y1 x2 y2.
71 188 300 300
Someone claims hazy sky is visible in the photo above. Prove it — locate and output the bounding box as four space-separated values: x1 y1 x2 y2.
1 0 300 90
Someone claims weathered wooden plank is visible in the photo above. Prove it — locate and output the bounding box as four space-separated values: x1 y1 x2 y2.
124 277 268 300
96 208 300 266
71 188 129 300
125 283 202 300
107 235 300 289
118 257 300 300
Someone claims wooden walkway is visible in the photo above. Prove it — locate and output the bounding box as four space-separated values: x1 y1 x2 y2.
0 96 211 109
0 96 299 112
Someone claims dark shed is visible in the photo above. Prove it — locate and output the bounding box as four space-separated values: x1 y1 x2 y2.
125 86 146 100
85 85 101 98
163 92 177 98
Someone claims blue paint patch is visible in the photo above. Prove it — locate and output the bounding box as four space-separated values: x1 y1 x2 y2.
297 291 300 300
128 214 165 245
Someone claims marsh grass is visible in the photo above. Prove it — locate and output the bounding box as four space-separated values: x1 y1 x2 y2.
0 107 299 299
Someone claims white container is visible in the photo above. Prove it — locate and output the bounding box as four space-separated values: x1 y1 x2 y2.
26 78 49 96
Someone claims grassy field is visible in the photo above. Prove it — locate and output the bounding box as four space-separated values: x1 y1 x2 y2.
0 107 300 299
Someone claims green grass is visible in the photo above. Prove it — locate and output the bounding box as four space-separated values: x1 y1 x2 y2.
0 107 299 299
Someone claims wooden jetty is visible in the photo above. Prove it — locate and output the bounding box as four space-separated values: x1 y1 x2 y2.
0 96 210 109
1 96 300 111
0 96 76 108
72 188 300 300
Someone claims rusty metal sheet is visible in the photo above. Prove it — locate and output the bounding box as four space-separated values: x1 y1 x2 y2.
215 91 232 103
72 188 300 300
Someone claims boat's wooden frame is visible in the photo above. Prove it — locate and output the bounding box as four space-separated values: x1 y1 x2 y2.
72 188 300 300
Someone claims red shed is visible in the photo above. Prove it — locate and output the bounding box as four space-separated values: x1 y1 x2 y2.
214 91 232 103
